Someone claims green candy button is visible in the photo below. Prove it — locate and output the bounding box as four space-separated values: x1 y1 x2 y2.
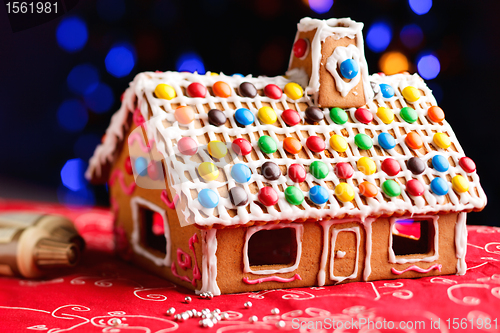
330 107 348 125
285 186 304 205
382 179 401 197
400 107 418 124
258 135 277 154
354 133 373 150
310 161 329 179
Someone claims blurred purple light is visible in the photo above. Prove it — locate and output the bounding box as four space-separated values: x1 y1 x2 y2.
105 43 136 78
400 24 423 49
56 17 88 53
57 99 88 132
366 21 392 53
409 0 432 15
84 83 114 114
176 52 205 74
67 63 99 95
61 158 86 191
309 0 333 14
417 53 440 80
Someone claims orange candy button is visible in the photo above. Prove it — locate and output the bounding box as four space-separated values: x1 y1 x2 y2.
174 106 195 125
405 131 423 149
428 106 445 123
359 181 378 198
283 137 302 154
212 81 231 98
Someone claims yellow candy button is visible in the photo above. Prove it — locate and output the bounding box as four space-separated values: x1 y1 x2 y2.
330 135 348 153
155 83 176 100
284 82 304 100
357 157 376 175
376 107 394 124
208 141 227 159
433 133 451 149
198 162 219 181
452 175 469 193
335 183 355 202
402 86 421 103
257 106 277 124
210 72 219 76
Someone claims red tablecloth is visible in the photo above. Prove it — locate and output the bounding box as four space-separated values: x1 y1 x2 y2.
0 200 499 332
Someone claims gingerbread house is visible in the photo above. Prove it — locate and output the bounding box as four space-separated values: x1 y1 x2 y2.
86 17 486 295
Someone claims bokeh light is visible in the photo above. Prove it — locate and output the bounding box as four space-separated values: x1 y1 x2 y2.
400 24 423 49
61 158 86 191
74 133 101 160
176 52 205 74
379 51 409 75
105 43 136 78
308 0 333 14
57 99 88 132
366 21 392 53
97 0 126 22
56 17 88 53
67 64 99 95
417 53 440 79
84 83 114 113
409 0 432 15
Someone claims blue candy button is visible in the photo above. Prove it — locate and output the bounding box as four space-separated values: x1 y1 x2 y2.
198 188 219 208
379 84 395 98
134 157 148 176
432 155 449 172
232 73 244 77
234 108 254 126
231 163 252 183
430 177 449 196
378 132 396 150
309 185 329 205
340 59 359 80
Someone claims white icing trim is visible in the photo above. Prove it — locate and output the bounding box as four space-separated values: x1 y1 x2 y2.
329 226 361 283
388 215 439 264
325 45 361 97
455 212 467 275
363 218 375 281
130 196 172 267
197 229 220 295
242 223 304 275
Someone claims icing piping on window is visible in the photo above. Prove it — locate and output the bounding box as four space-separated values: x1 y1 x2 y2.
242 274 302 285
391 264 442 275
325 44 361 97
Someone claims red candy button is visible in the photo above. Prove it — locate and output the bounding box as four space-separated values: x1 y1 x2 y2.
178 137 198 155
406 179 425 196
306 136 326 153
334 162 354 179
459 156 476 173
355 108 373 124
232 138 252 156
264 84 282 99
381 158 401 176
187 82 207 98
288 164 306 183
293 38 308 58
124 157 133 175
258 186 279 206
281 109 301 126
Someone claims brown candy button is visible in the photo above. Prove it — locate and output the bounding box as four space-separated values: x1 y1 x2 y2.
239 82 257 98
207 109 226 126
261 161 281 180
305 106 324 123
407 157 426 175
229 187 248 206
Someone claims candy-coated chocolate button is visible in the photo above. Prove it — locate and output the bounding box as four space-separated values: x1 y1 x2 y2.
293 38 308 58
234 108 255 126
229 187 248 206
405 131 423 149
379 83 395 98
258 136 277 154
288 164 306 183
340 59 359 79
433 133 451 149
258 186 279 206
334 162 354 179
406 179 424 196
381 158 401 176
281 109 301 126
407 157 426 175
377 133 396 150
330 107 348 124
306 136 325 153
261 161 281 181
309 185 329 205
285 186 304 205
400 106 418 123
187 82 207 98
124 157 133 175
305 106 324 123
178 137 198 155
284 82 304 100
264 84 282 99
432 155 449 172
359 181 378 197
212 81 231 98
335 183 355 202
381 179 401 197
232 138 252 156
283 137 302 154
155 83 176 100
355 108 373 124
402 86 421 102
198 162 219 181
175 106 195 125
310 161 329 179
231 163 251 183
239 82 257 98
377 107 394 124
431 177 448 196
330 134 348 153
198 188 219 208
257 106 277 124
452 175 469 193
147 161 162 180
208 141 227 159
207 109 226 126
459 157 476 173
354 133 373 150
357 157 376 175
428 106 445 123
135 157 148 176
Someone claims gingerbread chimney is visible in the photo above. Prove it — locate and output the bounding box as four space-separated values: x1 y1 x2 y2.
287 17 373 108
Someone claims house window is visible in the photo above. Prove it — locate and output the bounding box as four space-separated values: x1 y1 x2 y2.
139 207 167 254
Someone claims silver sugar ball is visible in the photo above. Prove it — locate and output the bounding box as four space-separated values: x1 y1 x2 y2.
244 301 253 309
200 293 207 299
213 308 221 314
109 318 121 326
184 296 192 304
221 312 229 320
202 308 210 314
174 314 182 322
196 311 203 318
271 308 280 315
276 320 286 328
166 307 176 316
181 312 190 321
207 293 214 300
186 310 193 318
211 318 218 324
249 315 258 323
